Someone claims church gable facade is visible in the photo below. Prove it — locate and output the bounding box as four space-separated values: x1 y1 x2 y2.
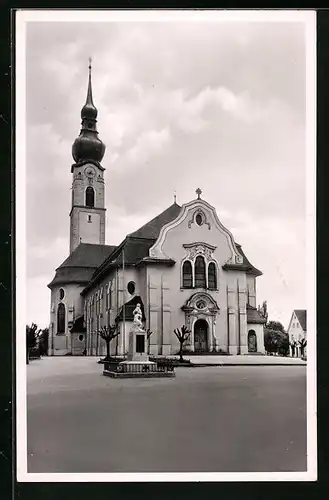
47 63 266 357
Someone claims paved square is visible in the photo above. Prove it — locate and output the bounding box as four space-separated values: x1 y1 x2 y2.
27 357 307 473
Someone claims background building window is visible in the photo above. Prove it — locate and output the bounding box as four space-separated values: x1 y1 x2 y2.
57 303 65 334
85 186 95 208
59 288 65 300
194 256 206 288
182 261 193 288
208 262 217 289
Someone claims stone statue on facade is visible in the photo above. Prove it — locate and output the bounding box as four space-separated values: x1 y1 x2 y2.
133 303 143 329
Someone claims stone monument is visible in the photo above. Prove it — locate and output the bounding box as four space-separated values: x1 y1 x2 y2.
122 303 155 365
103 303 175 378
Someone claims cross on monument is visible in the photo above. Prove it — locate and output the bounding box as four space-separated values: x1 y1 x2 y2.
196 188 202 199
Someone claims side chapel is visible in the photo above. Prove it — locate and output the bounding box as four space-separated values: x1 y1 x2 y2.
48 64 266 357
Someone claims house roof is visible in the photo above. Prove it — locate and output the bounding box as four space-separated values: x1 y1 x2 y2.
247 304 267 324
57 243 116 269
81 203 181 294
128 202 182 239
235 244 262 277
48 243 116 288
65 201 262 296
294 309 307 331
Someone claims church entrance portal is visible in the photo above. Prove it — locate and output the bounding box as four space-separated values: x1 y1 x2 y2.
194 319 208 352
248 330 257 353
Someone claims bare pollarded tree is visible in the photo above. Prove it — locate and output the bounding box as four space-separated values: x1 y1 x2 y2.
173 325 191 362
146 328 154 354
98 320 120 360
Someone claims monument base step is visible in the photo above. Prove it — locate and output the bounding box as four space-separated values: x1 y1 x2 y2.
103 370 175 379
120 360 156 365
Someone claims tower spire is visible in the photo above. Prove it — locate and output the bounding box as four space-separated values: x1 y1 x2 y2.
86 57 94 108
80 57 97 121
72 59 105 165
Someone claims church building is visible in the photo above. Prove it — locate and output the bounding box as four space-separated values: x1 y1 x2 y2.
48 64 266 357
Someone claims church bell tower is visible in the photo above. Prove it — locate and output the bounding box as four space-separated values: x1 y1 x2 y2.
69 59 106 253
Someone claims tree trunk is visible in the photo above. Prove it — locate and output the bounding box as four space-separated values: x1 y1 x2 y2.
179 342 184 362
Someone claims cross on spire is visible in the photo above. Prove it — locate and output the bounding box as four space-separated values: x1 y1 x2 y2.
196 188 202 199
88 56 92 73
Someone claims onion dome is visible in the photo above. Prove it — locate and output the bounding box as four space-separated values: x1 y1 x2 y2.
72 59 106 164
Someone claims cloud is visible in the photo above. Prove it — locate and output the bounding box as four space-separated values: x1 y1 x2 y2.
24 18 308 329
125 127 171 166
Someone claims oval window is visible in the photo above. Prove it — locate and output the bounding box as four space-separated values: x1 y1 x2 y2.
59 288 65 300
127 281 136 295
195 213 203 226
78 334 84 342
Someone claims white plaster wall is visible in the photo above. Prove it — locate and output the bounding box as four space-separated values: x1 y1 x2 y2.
49 283 85 355
79 211 101 244
71 163 104 208
246 275 257 307
145 203 248 355
70 162 105 252
247 324 265 354
84 266 144 356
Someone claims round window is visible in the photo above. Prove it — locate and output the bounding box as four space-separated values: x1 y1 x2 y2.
78 334 84 342
196 299 206 310
59 288 65 300
195 213 203 226
127 281 136 295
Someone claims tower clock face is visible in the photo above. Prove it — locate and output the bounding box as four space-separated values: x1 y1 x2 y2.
84 166 96 178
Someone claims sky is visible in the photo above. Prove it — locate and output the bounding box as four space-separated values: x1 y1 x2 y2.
23 13 312 329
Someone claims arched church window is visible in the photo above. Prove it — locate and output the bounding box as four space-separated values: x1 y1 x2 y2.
85 186 95 208
208 262 217 289
182 261 193 288
194 256 206 288
57 303 65 334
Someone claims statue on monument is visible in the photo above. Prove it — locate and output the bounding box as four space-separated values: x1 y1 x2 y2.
133 303 143 329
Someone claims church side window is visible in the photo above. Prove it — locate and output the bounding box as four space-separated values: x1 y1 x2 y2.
208 262 217 290
106 282 112 310
99 288 103 316
182 261 193 288
57 303 65 334
85 186 95 208
194 256 206 288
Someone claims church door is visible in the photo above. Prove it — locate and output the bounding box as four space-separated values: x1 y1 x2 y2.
248 330 257 353
194 319 208 352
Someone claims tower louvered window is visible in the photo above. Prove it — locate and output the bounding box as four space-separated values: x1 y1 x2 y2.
195 256 206 288
86 186 95 208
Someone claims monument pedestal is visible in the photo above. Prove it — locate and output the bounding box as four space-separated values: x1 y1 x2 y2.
103 322 174 378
